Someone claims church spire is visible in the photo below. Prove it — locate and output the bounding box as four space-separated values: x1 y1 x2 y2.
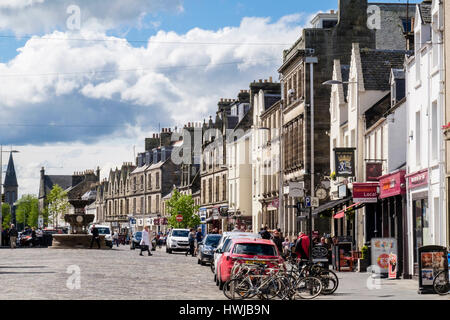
4 152 18 187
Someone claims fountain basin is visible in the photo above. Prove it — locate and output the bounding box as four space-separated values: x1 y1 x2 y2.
51 234 110 249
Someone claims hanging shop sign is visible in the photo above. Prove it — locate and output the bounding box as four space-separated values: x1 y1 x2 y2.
406 169 428 190
371 238 397 274
366 162 383 181
352 183 379 203
334 148 356 177
379 170 406 199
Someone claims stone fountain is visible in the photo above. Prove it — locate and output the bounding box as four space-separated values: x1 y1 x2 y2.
51 169 108 249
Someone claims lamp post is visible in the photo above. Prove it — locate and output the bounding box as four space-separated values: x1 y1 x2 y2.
0 147 20 246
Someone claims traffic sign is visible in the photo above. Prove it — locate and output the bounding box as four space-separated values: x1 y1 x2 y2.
311 197 320 208
289 182 305 198
176 215 183 222
305 197 311 208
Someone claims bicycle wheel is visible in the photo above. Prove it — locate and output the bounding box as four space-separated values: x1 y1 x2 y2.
273 275 295 300
257 276 285 300
433 270 449 296
223 278 251 300
292 276 323 300
319 270 339 295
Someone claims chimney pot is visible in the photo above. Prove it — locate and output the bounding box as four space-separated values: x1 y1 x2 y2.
259 79 262 83
269 76 273 82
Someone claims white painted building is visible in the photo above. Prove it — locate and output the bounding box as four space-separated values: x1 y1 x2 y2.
405 0 446 276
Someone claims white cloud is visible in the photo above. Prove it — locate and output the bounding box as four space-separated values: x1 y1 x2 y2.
0 0 183 34
0 13 313 196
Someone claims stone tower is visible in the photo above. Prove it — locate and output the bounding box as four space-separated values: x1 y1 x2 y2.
3 152 18 206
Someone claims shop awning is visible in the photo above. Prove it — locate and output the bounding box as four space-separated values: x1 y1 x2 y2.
334 202 367 219
312 196 352 215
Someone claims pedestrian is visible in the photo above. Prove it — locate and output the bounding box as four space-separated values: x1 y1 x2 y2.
36 228 44 247
232 225 240 232
294 232 310 266
113 231 119 247
260 226 271 240
194 227 203 255
90 224 101 249
8 224 18 249
271 230 283 256
186 228 195 257
282 237 291 257
139 226 153 256
31 227 37 247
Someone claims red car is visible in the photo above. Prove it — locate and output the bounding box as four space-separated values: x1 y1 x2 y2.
216 238 284 289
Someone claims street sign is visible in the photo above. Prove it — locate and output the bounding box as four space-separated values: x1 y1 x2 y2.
311 197 320 208
305 197 311 208
289 182 305 198
176 215 183 222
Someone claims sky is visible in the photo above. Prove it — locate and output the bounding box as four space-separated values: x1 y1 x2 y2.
0 0 420 197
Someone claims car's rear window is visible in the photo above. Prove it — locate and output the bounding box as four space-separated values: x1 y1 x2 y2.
172 230 189 237
232 243 276 256
205 235 221 246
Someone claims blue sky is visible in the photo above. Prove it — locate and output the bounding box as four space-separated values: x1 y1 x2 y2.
0 0 420 62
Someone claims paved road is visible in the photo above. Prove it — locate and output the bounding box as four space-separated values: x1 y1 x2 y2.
0 246 447 300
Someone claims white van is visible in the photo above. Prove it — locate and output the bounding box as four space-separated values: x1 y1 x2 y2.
88 224 113 248
166 228 190 254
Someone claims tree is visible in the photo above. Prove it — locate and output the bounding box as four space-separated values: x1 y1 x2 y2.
46 184 69 228
167 189 201 229
2 203 11 230
16 195 39 228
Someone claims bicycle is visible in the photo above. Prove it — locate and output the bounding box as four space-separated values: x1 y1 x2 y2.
223 263 287 300
433 270 449 295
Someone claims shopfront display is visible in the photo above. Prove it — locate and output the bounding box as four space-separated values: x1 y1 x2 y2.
417 246 448 294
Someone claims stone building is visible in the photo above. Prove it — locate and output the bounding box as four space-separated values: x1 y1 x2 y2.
3 152 18 225
445 0 450 248
277 0 416 239
251 83 282 232
405 0 446 277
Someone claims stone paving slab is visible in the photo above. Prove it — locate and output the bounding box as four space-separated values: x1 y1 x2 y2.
0 246 448 300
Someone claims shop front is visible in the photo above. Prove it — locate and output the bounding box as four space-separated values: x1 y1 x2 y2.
406 169 430 276
378 170 408 278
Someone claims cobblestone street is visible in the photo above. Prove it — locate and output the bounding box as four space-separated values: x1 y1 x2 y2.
0 246 448 300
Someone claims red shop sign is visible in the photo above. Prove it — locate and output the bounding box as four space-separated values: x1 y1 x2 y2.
406 169 428 190
379 170 406 199
353 183 379 203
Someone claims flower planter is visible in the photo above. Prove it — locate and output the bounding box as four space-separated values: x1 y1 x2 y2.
358 258 370 272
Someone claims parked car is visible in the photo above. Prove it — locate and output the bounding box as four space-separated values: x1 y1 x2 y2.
88 224 113 248
166 228 190 254
130 231 142 250
130 230 157 251
212 232 261 282
197 234 222 265
215 238 283 290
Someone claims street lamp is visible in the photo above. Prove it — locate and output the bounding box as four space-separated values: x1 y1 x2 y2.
0 147 20 247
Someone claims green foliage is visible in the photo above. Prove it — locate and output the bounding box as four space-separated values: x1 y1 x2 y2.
2 203 11 229
16 195 39 228
330 171 336 181
46 184 69 227
166 189 201 229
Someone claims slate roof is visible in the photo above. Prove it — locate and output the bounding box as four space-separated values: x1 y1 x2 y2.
419 1 432 24
360 49 409 91
341 64 350 101
264 94 281 112
365 93 391 130
40 175 83 199
4 153 18 187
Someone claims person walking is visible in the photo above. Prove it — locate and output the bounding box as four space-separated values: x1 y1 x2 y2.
260 226 271 240
90 224 101 249
9 224 18 249
36 228 44 247
139 226 153 256
186 228 196 257
113 231 119 247
271 230 283 256
194 227 203 256
31 227 37 247
294 232 310 266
